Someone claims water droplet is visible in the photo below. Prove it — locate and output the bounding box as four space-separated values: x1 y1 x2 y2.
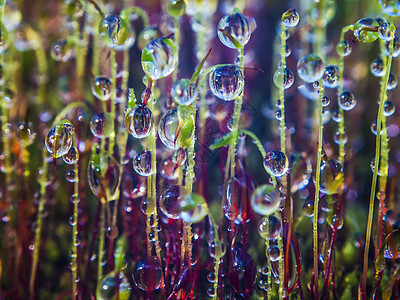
160 185 188 219
63 147 78 165
379 0 400 16
209 65 244 101
267 245 280 261
172 148 186 166
273 67 294 89
17 122 36 146
384 231 400 259
297 54 325 83
319 159 343 195
171 78 198 105
258 215 281 240
132 256 162 291
321 95 330 107
385 37 400 57
88 156 120 200
133 150 153 177
378 22 395 41
263 150 288 177
141 36 177 80
284 45 291 57
337 40 352 57
66 170 76 182
217 11 251 49
167 0 186 17
251 185 281 215
387 73 398 90
51 40 72 62
207 272 216 283
125 105 154 139
189 256 197 266
353 18 379 43
158 107 194 150
371 57 385 77
332 109 342 122
275 110 282 121
322 65 339 88
281 8 299 27
92 76 112 101
330 214 344 230
179 193 208 223
229 246 257 297
384 100 395 116
303 200 314 217
99 15 130 48
334 130 348 145
45 124 73 158
97 271 131 300
207 287 215 297
339 91 356 111
90 112 114 139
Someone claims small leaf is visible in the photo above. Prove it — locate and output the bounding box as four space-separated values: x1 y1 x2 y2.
191 48 212 82
375 230 397 275
218 28 243 49
209 132 234 150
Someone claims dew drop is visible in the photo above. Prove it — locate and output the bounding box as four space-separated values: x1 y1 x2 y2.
338 91 356 111
171 78 198 106
125 105 154 139
297 54 325 83
209 65 244 101
90 112 114 139
92 77 112 101
133 150 153 177
322 65 340 89
337 40 352 57
251 185 281 215
141 36 177 80
263 150 288 177
281 8 299 28
217 11 251 49
132 256 162 291
99 15 130 48
66 170 76 182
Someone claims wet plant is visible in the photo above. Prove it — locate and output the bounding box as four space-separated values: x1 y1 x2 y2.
3 0 400 299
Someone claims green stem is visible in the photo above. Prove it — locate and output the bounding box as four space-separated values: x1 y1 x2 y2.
362 19 394 298
312 82 324 299
97 199 105 283
71 132 80 299
277 23 287 300
173 17 180 82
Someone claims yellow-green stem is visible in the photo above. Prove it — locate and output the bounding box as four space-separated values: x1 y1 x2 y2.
97 199 105 283
71 132 80 299
362 19 394 296
313 82 324 299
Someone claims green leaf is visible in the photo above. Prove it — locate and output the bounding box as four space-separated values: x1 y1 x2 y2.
209 132 234 150
218 28 243 49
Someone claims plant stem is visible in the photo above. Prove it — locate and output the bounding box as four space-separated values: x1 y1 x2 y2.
71 131 80 299
97 199 105 283
362 19 394 299
312 82 324 300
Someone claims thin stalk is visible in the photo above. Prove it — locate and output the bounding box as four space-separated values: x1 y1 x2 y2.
362 20 394 299
109 48 117 154
71 132 80 299
321 26 354 296
29 148 48 297
277 23 287 300
312 82 324 299
145 83 164 297
172 17 180 82
29 103 87 297
97 199 105 283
